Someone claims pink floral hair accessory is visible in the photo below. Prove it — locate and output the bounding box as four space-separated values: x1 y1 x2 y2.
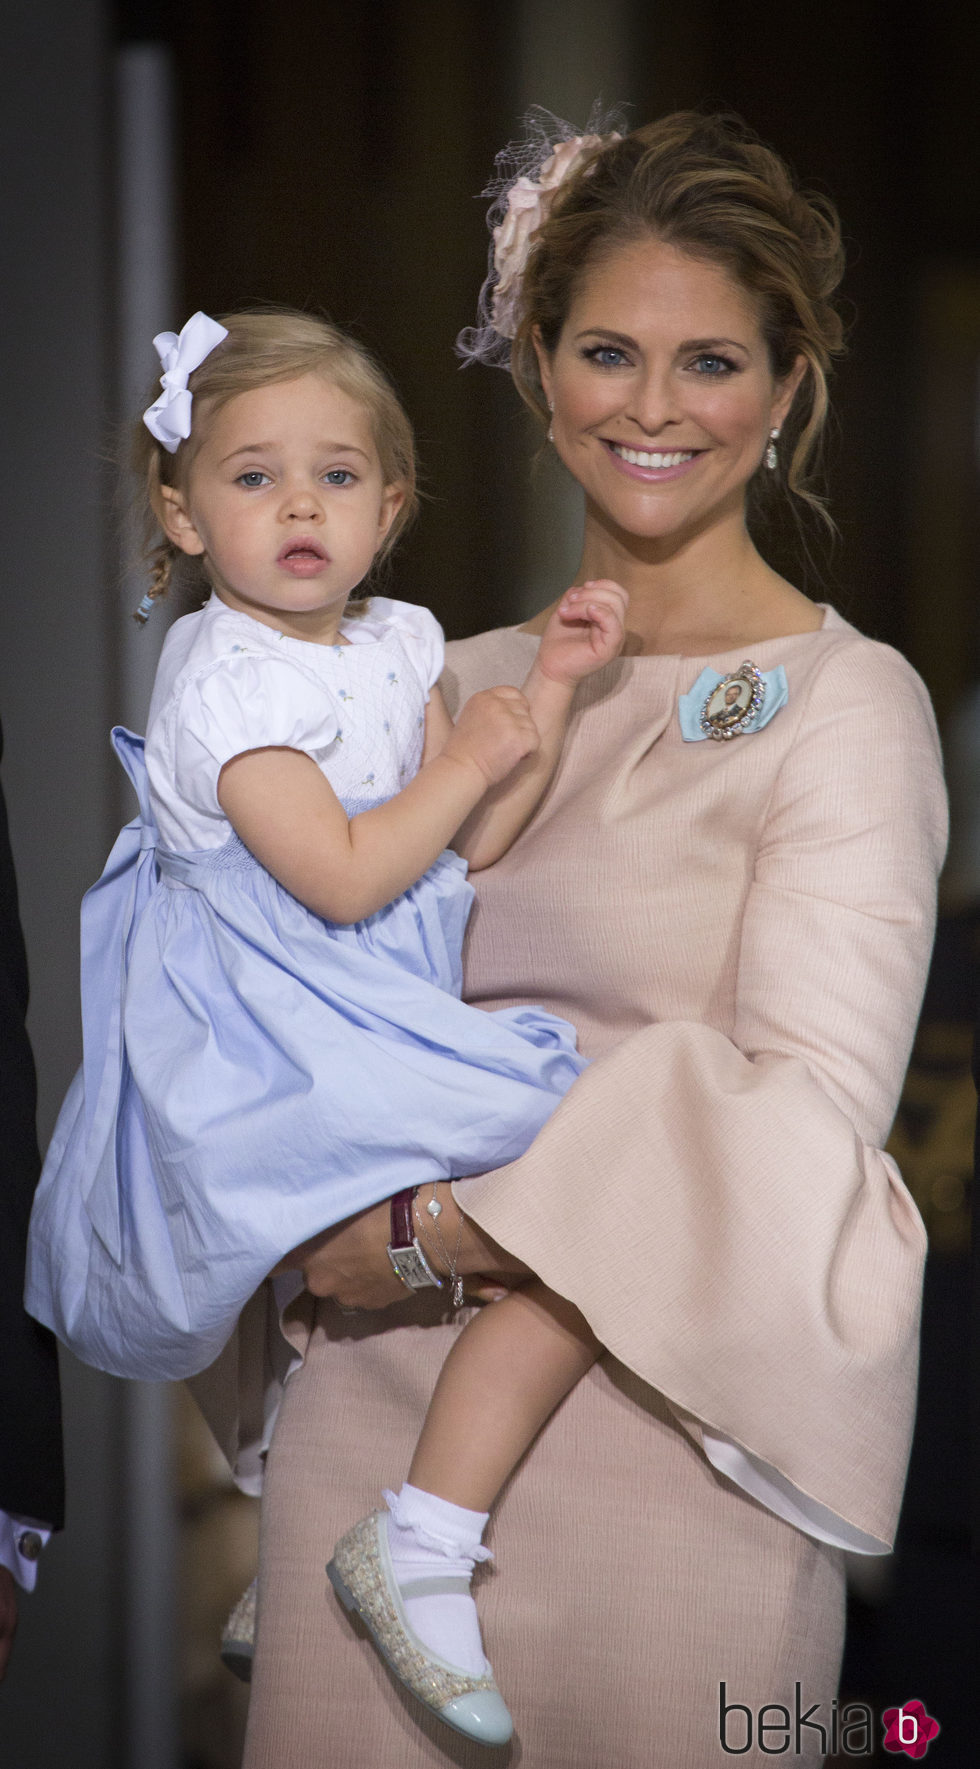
490 136 610 338
457 105 626 368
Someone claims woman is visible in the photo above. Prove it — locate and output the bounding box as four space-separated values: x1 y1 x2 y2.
240 112 945 1765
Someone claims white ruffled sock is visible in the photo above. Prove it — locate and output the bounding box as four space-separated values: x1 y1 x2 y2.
383 1482 492 1677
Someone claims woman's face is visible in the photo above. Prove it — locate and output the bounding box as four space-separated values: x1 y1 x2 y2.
536 235 805 550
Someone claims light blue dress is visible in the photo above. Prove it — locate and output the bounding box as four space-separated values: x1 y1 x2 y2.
26 597 585 1380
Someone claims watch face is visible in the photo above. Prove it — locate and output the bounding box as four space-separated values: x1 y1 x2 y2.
387 1242 442 1290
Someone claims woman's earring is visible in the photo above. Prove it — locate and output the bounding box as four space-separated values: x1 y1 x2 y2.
547 398 554 444
765 427 779 472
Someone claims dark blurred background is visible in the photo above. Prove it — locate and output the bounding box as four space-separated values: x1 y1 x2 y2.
0 2 975 1765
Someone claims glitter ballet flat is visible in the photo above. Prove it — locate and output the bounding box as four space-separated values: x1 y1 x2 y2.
220 1576 257 1682
327 1512 513 1747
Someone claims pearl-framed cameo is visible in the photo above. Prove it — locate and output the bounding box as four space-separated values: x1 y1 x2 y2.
699 661 766 741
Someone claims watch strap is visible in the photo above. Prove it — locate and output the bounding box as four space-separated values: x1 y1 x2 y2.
389 1187 417 1251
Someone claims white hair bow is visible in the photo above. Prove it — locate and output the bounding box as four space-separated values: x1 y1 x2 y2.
142 311 229 452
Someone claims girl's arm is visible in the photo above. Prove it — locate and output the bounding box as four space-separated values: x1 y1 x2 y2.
217 684 539 924
450 580 628 870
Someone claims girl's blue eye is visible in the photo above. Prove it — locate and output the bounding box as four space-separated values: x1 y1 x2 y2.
237 470 270 487
324 468 356 486
582 344 629 368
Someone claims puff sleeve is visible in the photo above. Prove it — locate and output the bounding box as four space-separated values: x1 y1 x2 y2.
365 597 445 692
453 639 947 1552
172 655 339 819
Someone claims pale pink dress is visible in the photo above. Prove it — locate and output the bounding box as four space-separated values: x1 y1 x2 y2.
238 608 945 1767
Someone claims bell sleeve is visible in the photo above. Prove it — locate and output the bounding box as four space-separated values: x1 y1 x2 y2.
454 640 948 1552
172 654 340 820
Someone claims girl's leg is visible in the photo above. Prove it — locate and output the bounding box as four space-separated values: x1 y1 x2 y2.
409 1280 600 1509
375 1283 599 1675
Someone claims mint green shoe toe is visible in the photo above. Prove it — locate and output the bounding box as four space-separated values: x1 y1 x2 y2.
442 1688 514 1745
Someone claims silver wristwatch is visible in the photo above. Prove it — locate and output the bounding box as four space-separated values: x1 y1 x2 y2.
387 1187 443 1290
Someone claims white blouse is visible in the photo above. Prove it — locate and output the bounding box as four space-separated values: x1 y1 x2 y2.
144 595 444 852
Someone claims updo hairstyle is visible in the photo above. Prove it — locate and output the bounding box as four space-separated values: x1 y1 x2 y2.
510 112 846 526
132 308 418 614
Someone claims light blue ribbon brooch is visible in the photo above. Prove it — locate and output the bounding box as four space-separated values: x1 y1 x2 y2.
678 661 788 742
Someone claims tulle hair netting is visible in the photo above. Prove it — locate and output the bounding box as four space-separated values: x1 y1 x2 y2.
456 103 629 370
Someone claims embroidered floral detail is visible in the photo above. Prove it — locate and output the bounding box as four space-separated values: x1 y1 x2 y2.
678 664 788 742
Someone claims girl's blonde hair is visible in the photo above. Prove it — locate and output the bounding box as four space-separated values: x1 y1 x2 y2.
133 308 418 614
505 112 846 530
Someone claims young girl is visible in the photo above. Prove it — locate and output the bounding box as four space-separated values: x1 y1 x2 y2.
26 309 625 1745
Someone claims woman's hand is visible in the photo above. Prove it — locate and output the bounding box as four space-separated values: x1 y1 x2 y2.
277 1200 405 1309
277 1185 531 1309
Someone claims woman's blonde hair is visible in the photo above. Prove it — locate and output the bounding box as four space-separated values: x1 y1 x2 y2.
508 112 846 528
133 308 418 614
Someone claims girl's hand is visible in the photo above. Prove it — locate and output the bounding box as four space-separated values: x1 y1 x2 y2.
442 686 541 790
536 579 629 687
278 1185 530 1309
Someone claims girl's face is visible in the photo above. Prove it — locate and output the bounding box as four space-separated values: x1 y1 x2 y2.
535 236 805 554
160 373 404 641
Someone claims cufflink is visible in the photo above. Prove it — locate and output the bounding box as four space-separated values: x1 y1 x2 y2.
17 1531 43 1563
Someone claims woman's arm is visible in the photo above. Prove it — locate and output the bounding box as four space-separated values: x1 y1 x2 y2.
280 1185 529 1309
217 684 539 924
452 581 627 869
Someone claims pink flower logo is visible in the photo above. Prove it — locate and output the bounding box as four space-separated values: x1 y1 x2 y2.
882 1700 940 1757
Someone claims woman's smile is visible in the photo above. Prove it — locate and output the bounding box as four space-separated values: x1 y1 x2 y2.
602 440 703 481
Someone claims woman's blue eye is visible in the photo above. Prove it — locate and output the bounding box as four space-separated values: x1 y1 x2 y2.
692 354 736 376
583 345 629 368
324 468 355 486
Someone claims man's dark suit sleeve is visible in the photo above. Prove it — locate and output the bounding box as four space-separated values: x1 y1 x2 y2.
0 724 64 1528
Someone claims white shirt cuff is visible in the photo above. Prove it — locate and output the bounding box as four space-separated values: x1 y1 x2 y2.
0 1512 52 1592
